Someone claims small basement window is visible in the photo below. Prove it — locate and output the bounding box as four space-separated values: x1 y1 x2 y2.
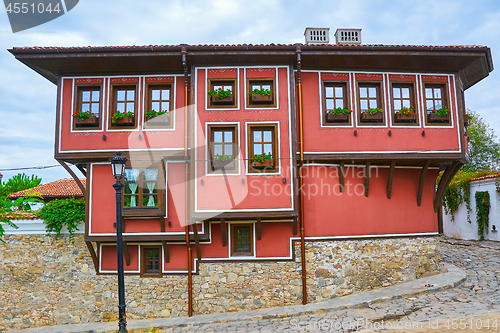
141 246 162 277
231 224 254 256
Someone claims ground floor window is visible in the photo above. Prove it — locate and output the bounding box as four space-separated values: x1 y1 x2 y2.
141 246 162 277
231 224 254 256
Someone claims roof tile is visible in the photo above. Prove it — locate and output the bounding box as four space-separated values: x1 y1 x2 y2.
8 178 86 199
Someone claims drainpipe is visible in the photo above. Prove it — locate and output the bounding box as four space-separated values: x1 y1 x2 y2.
181 45 193 317
296 44 307 305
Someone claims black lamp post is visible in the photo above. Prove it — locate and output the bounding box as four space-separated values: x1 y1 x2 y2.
110 152 128 333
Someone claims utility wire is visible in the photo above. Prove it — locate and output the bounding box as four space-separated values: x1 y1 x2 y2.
0 165 60 172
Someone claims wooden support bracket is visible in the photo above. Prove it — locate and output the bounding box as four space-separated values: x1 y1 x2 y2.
220 218 227 247
364 161 371 197
57 159 86 197
192 222 202 261
434 161 462 212
339 161 345 193
159 215 165 232
256 217 262 241
417 160 431 206
161 240 170 263
293 216 298 235
387 161 396 199
123 241 130 266
85 241 99 272
76 164 87 177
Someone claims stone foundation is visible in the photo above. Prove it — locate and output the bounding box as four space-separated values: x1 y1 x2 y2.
0 234 440 331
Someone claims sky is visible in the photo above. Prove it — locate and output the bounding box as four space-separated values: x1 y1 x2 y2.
0 0 499 185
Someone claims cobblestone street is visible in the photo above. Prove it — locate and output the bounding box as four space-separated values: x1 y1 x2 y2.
9 238 500 333
158 239 500 332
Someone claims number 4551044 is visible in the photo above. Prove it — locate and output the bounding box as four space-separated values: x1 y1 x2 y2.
5 2 61 14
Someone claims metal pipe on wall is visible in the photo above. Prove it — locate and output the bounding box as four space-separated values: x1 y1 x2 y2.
296 44 307 305
181 45 193 317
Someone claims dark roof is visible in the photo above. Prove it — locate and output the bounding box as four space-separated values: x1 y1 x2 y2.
8 178 86 200
9 43 493 90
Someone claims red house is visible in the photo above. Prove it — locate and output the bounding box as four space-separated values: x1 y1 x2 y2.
9 29 493 315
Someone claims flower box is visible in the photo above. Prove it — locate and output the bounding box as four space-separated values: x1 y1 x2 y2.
251 159 274 170
394 113 416 123
113 116 135 126
251 93 273 103
75 116 98 127
213 159 235 170
210 94 233 106
427 113 450 123
360 112 383 122
325 113 349 123
145 115 171 127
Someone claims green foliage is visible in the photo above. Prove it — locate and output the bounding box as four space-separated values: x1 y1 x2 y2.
214 154 234 161
145 110 169 118
0 173 41 197
397 106 415 115
37 198 85 241
430 105 451 116
328 107 352 115
0 190 42 243
365 108 383 115
208 88 232 99
251 152 272 163
475 191 490 241
72 110 93 120
462 111 500 172
249 88 272 96
440 170 495 222
111 110 134 123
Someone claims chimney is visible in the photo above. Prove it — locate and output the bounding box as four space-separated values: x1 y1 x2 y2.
334 29 362 44
304 27 330 45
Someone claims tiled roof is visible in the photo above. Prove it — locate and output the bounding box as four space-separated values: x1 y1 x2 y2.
6 212 39 220
471 172 500 181
8 178 86 199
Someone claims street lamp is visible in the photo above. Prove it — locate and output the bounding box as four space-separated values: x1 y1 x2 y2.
110 152 128 333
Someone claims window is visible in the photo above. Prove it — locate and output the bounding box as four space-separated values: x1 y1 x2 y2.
247 78 276 108
73 86 102 130
208 125 238 173
323 82 350 125
391 84 418 125
123 163 165 217
141 246 162 277
247 124 278 173
231 224 253 256
110 85 137 128
358 83 384 124
424 84 450 125
145 84 173 129
207 79 237 108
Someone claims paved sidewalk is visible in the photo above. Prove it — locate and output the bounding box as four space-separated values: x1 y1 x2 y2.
8 263 465 333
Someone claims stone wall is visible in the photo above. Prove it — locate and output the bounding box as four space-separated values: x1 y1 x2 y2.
0 234 440 331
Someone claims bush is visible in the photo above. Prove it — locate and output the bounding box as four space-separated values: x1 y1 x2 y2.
37 198 85 241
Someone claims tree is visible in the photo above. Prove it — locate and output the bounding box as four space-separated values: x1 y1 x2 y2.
0 173 42 197
462 110 500 172
0 174 42 242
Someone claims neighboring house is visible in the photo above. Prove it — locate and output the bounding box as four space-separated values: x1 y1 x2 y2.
443 174 500 241
8 178 86 204
5 178 86 234
8 28 493 310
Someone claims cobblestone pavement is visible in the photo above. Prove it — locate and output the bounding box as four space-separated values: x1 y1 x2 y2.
156 239 500 332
